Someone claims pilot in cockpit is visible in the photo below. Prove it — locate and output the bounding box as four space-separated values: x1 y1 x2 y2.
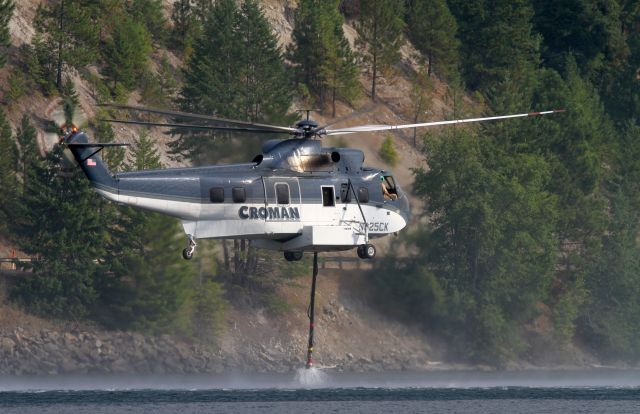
381 175 398 200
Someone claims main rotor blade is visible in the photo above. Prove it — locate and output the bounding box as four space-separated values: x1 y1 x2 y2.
323 110 566 136
311 102 382 133
101 119 289 134
98 103 297 134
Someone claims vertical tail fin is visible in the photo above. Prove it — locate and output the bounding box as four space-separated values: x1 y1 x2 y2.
64 131 120 191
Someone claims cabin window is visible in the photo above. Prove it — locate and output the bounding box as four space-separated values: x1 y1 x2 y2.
209 187 224 203
340 183 351 203
322 186 335 207
232 187 246 203
275 183 290 204
358 187 369 203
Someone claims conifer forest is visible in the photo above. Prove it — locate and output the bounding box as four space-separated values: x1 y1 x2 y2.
0 0 640 366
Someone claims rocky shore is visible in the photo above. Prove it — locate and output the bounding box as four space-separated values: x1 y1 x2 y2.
0 326 446 376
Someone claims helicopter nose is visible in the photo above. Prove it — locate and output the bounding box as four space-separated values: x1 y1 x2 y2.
397 190 411 225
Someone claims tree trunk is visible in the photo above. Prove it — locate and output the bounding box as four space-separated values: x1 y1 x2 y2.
56 0 65 91
222 240 230 271
371 17 378 101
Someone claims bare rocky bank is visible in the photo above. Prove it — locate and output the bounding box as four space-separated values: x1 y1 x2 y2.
0 269 613 376
0 270 450 376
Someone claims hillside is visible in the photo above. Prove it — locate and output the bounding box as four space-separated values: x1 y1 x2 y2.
0 0 448 375
2 0 640 374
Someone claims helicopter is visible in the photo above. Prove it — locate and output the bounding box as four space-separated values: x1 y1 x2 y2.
61 105 564 261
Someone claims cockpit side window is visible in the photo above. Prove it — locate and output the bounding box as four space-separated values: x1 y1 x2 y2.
381 175 398 200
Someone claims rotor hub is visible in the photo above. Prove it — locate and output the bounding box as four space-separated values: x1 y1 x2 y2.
294 119 319 138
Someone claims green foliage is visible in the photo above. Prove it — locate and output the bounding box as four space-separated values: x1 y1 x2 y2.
140 54 178 108
177 0 292 163
61 79 79 125
127 129 161 171
371 257 445 321
378 135 399 166
0 108 17 225
12 147 106 318
407 0 460 79
0 0 14 68
33 0 100 90
407 126 559 363
19 34 57 96
289 0 360 115
127 0 167 43
94 134 226 335
449 0 540 92
409 67 433 147
355 0 405 101
533 0 628 90
90 115 125 171
579 123 640 359
15 114 39 194
188 278 226 342
103 16 152 91
4 72 27 105
263 293 291 315
604 16 640 121
114 213 196 333
171 0 198 51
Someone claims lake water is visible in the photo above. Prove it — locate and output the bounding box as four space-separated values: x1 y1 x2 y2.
1 369 639 413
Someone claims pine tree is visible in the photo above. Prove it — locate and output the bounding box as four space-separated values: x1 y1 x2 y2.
318 0 360 116
533 0 628 87
408 0 459 78
178 0 292 163
15 114 38 194
61 78 79 125
289 0 359 114
355 0 405 101
0 0 14 69
179 0 241 117
236 0 291 123
580 123 640 358
127 129 161 170
127 0 167 43
12 146 106 318
171 0 203 53
0 108 17 226
412 127 558 363
288 0 324 96
449 0 540 92
409 67 432 147
95 131 201 333
90 115 125 171
33 0 100 90
103 16 152 91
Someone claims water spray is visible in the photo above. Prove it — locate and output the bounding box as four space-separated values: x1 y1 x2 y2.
305 252 319 369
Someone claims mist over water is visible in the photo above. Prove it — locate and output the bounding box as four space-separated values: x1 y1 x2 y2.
293 367 329 388
1 370 640 414
2 368 640 391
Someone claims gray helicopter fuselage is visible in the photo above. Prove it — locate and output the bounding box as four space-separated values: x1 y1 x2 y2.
69 133 410 252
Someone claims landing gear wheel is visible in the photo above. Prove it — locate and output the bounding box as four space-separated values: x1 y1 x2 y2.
284 251 304 261
356 245 366 259
182 235 197 260
364 244 376 259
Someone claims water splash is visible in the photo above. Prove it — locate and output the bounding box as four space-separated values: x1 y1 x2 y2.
293 367 328 388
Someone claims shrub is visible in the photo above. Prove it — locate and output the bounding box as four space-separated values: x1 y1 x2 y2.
379 134 399 166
